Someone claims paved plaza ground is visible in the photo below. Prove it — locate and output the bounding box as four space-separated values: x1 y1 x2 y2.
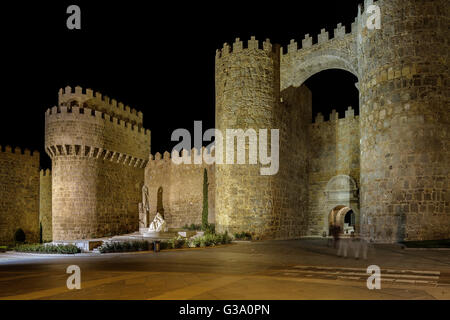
0 239 449 300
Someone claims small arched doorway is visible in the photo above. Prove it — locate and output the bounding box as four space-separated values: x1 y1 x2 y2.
329 206 356 235
324 175 359 236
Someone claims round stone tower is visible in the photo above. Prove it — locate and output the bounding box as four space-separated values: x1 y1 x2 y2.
45 86 151 240
215 37 281 238
358 0 449 241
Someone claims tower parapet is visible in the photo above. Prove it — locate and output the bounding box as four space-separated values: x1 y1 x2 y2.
58 86 143 126
282 20 357 57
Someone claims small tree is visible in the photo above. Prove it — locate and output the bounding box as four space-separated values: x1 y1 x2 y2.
201 168 209 231
39 223 43 244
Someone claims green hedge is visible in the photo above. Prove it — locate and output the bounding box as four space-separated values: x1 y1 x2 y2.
234 232 252 241
98 240 152 253
182 223 216 234
98 232 233 253
14 244 81 254
185 232 232 248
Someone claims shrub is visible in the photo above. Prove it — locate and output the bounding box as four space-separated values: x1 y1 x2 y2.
159 241 169 250
187 238 198 248
98 240 151 253
14 244 81 254
183 224 202 231
168 236 186 249
97 233 232 253
234 231 252 241
221 231 232 244
204 223 216 234
187 232 232 248
14 229 26 243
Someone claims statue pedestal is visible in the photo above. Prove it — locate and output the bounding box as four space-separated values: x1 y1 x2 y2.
139 227 150 234
142 231 162 238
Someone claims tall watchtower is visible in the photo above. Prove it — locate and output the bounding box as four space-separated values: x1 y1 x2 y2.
357 0 449 241
215 37 283 238
45 86 151 240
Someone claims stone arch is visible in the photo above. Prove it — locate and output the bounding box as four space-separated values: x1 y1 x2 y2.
325 175 358 202
290 55 358 89
328 205 356 235
324 175 360 235
281 36 359 89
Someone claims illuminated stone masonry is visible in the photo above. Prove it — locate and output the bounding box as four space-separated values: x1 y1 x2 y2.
0 147 40 244
214 0 449 242
0 0 447 245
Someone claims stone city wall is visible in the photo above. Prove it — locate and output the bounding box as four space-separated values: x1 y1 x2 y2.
144 149 215 228
274 85 312 239
308 108 360 236
0 146 40 245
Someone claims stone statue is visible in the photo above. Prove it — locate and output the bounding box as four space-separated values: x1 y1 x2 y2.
148 212 166 232
139 185 150 228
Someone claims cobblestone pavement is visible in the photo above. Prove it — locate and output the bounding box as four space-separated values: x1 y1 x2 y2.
0 240 449 300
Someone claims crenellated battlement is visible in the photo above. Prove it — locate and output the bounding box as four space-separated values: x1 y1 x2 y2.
283 19 358 57
215 36 275 60
45 105 150 137
148 147 215 166
40 168 51 177
58 86 144 126
278 0 386 57
0 145 39 158
312 107 359 126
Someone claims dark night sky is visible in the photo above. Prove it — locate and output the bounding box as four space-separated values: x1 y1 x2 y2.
1 1 361 169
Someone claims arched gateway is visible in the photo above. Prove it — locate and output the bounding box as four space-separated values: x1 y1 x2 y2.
325 175 359 235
